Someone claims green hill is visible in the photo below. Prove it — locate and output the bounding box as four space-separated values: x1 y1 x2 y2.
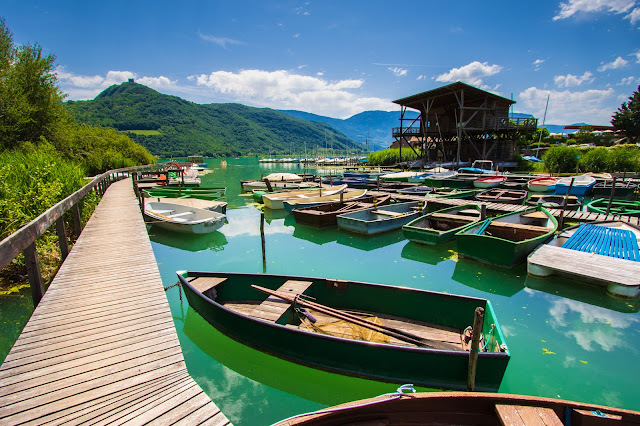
66 82 358 158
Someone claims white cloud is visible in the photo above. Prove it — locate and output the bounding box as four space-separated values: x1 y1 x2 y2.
631 49 640 63
197 32 245 49
553 0 639 25
190 69 394 118
554 71 595 87
435 61 502 86
417 75 427 80
57 68 177 100
388 67 408 77
617 76 637 85
598 56 629 71
533 59 545 71
518 86 616 124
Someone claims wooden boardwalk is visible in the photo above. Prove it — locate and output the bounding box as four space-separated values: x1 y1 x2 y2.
0 179 230 425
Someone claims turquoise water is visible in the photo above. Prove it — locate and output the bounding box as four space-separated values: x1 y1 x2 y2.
150 158 640 425
2 157 639 425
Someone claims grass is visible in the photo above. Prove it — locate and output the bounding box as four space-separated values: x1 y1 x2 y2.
125 130 162 136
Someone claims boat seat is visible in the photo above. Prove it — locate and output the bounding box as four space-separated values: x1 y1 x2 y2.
148 209 174 214
430 213 478 221
187 276 227 300
561 223 640 261
488 221 552 233
251 280 313 322
168 211 194 218
495 404 563 426
371 210 408 217
522 211 548 220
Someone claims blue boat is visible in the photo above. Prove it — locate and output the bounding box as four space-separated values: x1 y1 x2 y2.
337 202 422 235
554 175 596 196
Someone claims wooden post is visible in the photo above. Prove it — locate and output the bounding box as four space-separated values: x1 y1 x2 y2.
24 242 45 307
340 192 344 203
480 204 487 221
467 307 485 391
72 203 82 238
558 178 575 229
377 175 380 190
263 178 273 192
56 217 69 261
606 176 617 216
260 212 266 267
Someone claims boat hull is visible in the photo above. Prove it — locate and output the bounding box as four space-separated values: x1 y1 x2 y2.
402 205 481 245
178 271 510 391
337 202 421 235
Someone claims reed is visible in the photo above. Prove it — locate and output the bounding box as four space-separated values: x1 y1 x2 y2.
367 148 419 166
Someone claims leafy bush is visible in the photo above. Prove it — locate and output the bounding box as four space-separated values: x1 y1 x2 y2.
543 146 580 173
607 146 640 172
579 147 609 172
367 148 419 166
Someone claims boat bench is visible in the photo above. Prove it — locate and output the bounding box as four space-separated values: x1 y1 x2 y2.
561 223 640 261
495 404 562 426
187 276 227 300
488 221 552 233
371 210 409 217
430 213 478 221
251 280 313 322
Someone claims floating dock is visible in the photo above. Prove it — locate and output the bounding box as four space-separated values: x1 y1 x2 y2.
0 179 230 425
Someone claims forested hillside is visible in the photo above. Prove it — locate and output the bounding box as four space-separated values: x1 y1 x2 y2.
67 82 358 157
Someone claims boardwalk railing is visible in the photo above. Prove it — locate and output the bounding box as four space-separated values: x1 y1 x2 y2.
0 163 162 307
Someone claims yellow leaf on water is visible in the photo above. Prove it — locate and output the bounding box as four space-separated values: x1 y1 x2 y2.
542 348 556 355
580 360 588 364
413 276 417 279
541 339 546 342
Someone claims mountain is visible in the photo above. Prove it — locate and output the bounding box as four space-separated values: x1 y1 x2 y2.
279 110 419 151
66 82 358 158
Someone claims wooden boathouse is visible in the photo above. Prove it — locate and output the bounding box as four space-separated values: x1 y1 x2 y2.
392 81 537 167
0 170 231 425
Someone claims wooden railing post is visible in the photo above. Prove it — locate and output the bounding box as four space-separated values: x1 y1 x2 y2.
56 217 69 261
23 242 45 307
72 203 82 238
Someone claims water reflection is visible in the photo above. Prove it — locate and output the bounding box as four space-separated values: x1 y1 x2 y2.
182 307 424 409
336 230 405 251
148 227 228 252
401 241 455 266
525 275 640 314
547 297 640 352
451 259 526 297
292 223 340 246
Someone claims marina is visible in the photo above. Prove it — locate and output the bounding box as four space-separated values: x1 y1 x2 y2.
2 158 640 425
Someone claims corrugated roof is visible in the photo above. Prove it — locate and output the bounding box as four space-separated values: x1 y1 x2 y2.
393 81 515 110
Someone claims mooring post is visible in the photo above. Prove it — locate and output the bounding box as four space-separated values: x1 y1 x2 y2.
263 178 273 192
467 306 485 391
480 204 487 221
24 242 44 308
56 217 69 261
558 178 575 229
606 176 617 216
260 212 266 267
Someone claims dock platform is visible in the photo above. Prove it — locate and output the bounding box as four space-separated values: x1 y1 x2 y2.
0 179 230 425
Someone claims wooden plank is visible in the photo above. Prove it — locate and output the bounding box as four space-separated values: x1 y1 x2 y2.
495 404 562 426
0 178 229 425
251 280 313 321
189 276 227 293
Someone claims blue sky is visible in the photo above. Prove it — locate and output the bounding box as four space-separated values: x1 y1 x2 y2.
3 0 640 125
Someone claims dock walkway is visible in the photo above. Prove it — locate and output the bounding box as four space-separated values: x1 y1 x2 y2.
0 179 230 425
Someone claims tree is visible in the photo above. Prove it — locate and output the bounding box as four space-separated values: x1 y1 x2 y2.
0 18 68 151
612 85 640 143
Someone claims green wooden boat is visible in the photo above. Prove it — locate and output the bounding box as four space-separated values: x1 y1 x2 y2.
586 198 640 217
177 270 510 391
403 204 482 245
145 186 226 194
144 189 225 201
455 206 557 268
426 188 481 199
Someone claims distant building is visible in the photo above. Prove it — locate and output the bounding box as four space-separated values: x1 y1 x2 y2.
128 78 135 83
392 81 537 167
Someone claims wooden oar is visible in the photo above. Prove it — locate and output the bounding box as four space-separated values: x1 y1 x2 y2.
251 285 445 349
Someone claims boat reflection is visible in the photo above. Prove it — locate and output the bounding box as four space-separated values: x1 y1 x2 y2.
451 259 525 297
525 275 640 314
400 241 456 266
182 307 432 406
148 227 228 252
291 223 340 246
263 208 290 224
336 229 405 251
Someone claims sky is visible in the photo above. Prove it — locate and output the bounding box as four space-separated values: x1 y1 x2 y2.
3 0 640 126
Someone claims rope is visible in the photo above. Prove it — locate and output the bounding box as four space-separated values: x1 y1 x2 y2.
482 324 495 351
163 281 182 301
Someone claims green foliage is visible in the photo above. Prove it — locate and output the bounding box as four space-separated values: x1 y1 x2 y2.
518 126 551 148
0 18 68 151
367 148 419 166
543 146 580 173
66 81 357 157
612 85 640 142
542 145 640 173
0 147 87 239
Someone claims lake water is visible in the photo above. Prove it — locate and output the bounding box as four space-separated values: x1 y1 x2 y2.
3 157 640 425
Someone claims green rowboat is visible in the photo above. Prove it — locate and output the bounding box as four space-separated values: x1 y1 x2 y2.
403 205 483 245
586 198 640 217
426 188 481 199
455 206 557 268
144 190 225 201
177 270 510 391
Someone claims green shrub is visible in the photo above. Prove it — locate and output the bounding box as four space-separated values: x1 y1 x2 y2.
607 146 640 172
580 148 609 172
367 148 419 166
543 146 580 173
